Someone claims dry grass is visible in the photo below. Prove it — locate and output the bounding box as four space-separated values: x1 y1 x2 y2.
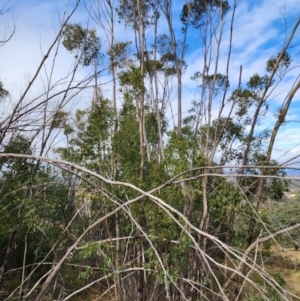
265 247 300 297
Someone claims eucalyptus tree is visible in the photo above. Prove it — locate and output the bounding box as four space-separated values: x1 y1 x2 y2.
90 0 132 137
161 0 186 136
116 5 162 297
2 1 300 301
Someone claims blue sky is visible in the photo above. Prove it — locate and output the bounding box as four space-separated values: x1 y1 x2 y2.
0 0 300 164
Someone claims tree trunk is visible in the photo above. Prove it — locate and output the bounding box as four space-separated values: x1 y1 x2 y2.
136 228 144 301
0 230 17 288
115 211 124 301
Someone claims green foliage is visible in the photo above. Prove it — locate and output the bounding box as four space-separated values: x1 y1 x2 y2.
156 34 172 55
160 52 187 75
232 73 271 121
267 198 300 246
117 0 157 29
208 179 241 232
243 156 288 202
52 110 68 129
144 59 163 76
198 117 244 163
191 72 229 94
114 106 141 180
246 273 286 301
108 41 132 69
62 23 101 66
0 81 9 100
78 266 93 280
266 51 291 74
232 88 258 117
144 111 167 149
181 0 230 28
119 65 145 93
247 73 271 90
164 127 203 176
56 96 114 173
0 135 71 284
155 34 187 75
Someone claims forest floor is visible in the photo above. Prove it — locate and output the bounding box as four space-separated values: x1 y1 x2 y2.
264 247 300 298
